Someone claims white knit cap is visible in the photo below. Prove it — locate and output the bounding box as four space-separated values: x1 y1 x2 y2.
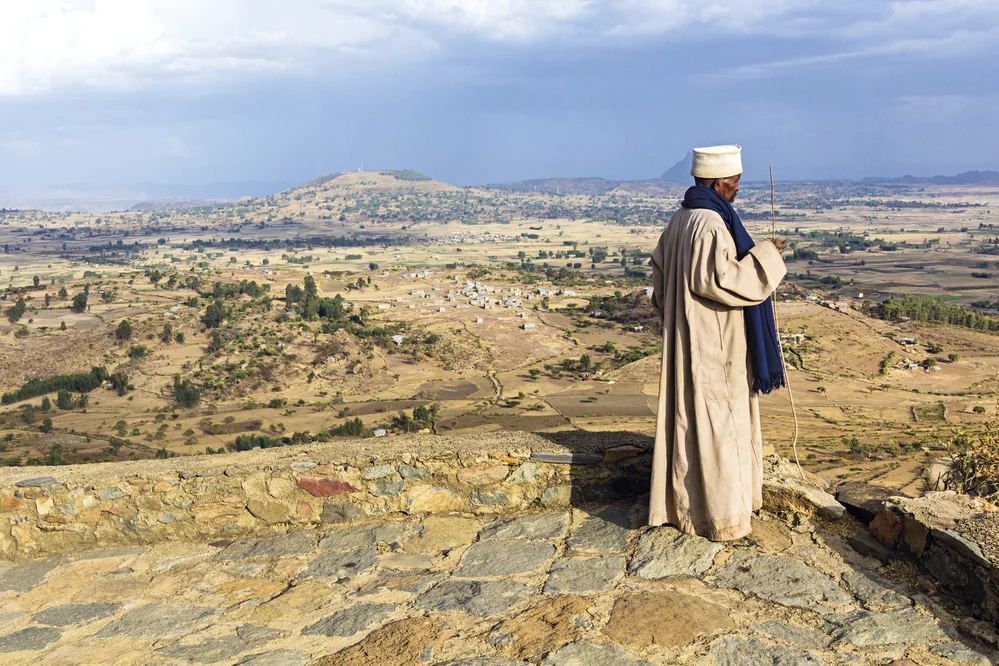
690 145 742 178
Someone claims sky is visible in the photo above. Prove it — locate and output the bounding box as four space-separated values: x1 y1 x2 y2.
1 0 998 193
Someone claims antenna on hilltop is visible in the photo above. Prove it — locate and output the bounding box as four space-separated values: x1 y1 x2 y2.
358 162 364 173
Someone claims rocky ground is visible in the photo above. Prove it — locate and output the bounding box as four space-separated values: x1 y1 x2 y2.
0 503 995 666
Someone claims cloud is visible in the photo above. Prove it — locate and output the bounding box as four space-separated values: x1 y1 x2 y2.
5 1 996 97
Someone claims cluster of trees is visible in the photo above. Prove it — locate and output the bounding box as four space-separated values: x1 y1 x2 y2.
878 294 999 332
2 366 108 404
330 417 367 437
232 434 284 451
390 405 437 433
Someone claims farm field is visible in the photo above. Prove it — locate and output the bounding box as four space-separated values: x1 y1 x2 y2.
3 171 999 495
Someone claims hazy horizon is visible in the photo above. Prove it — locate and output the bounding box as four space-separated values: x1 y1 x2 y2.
2 1 998 191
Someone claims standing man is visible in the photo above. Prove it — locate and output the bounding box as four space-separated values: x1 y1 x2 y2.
649 145 787 541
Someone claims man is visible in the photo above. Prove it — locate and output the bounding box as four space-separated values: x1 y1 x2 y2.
648 145 787 541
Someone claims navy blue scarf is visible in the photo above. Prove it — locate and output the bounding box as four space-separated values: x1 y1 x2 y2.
682 186 785 394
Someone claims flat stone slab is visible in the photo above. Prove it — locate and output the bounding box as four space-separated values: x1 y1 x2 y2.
842 570 910 611
704 636 829 665
0 613 24 630
32 603 121 626
319 523 407 550
751 621 829 649
234 650 310 666
931 528 991 567
629 527 722 578
712 551 849 613
0 626 63 654
530 452 602 465
356 571 446 597
541 640 654 666
302 603 395 637
14 476 57 487
218 532 318 560
455 540 555 577
835 482 897 524
603 591 733 648
566 506 631 553
825 608 947 646
434 657 531 666
543 556 625 594
930 642 994 665
414 580 531 617
298 547 379 582
157 636 251 663
479 512 569 541
94 604 219 639
380 552 433 569
0 558 64 592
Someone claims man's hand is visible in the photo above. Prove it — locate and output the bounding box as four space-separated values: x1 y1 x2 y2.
770 237 788 254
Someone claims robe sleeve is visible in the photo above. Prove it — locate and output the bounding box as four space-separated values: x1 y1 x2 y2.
650 234 666 322
688 224 786 307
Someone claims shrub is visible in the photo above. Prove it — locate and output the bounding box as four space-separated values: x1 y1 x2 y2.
116 319 133 342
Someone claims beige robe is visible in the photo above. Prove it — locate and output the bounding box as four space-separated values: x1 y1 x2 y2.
649 207 786 541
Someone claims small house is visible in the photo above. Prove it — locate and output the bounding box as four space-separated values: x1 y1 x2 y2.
522 323 536 331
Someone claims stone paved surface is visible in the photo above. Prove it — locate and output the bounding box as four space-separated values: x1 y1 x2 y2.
0 502 995 665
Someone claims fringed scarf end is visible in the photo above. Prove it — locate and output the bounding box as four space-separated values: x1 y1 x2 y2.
753 373 786 396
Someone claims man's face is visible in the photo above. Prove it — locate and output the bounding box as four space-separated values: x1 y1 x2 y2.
714 174 741 203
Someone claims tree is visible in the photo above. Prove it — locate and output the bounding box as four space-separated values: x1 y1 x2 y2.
44 293 50 307
58 286 67 299
40 396 52 412
32 275 39 287
304 275 318 300
71 292 88 313
40 417 53 433
368 262 379 271
175 332 185 344
6 297 25 323
203 300 225 328
59 320 66 331
56 389 73 410
207 330 224 353
173 375 201 408
160 323 173 343
115 319 133 342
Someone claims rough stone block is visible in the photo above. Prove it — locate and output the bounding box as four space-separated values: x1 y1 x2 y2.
321 502 368 524
362 465 395 480
246 499 293 525
459 465 510 486
298 478 358 497
848 532 895 564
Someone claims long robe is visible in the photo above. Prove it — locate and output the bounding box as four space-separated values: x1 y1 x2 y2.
649 207 787 541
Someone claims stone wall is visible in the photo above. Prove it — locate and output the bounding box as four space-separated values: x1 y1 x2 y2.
0 432 652 561
858 489 999 628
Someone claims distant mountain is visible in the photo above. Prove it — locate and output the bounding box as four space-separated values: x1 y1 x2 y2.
660 152 692 183
485 177 621 195
0 180 295 213
863 170 999 185
128 199 220 211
